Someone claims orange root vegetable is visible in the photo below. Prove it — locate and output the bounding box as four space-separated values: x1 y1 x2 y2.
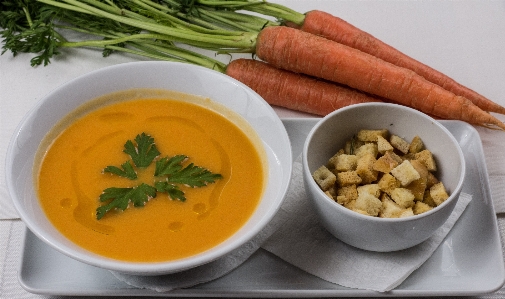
290 10 505 115
226 59 382 116
255 26 505 130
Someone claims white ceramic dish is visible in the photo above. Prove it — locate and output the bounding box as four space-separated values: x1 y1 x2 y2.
302 103 465 252
6 61 292 275
18 119 505 297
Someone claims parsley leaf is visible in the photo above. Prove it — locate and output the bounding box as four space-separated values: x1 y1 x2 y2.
96 183 157 220
155 156 223 187
96 133 222 219
124 133 160 168
154 181 186 202
103 161 137 180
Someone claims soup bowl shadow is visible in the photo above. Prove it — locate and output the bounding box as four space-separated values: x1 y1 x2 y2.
6 61 292 275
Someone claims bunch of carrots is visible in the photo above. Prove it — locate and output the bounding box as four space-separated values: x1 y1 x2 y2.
2 0 505 130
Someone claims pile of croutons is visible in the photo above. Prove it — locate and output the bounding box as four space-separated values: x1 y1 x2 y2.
312 129 449 218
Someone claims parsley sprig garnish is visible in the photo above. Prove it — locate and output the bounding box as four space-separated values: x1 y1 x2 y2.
96 133 222 220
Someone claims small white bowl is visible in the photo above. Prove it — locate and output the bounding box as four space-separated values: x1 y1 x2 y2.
302 103 466 252
6 61 292 275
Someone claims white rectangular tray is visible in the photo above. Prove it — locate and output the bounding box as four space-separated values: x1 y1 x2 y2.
18 119 505 297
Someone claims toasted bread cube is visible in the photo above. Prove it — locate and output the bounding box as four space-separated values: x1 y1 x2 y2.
430 182 449 206
357 129 389 142
386 150 403 163
399 208 415 218
422 190 437 207
390 135 410 154
426 172 439 188
378 173 401 194
379 193 404 218
336 185 358 205
313 166 336 191
373 151 400 173
414 149 437 172
331 154 358 172
344 199 357 210
391 160 421 186
335 195 345 205
405 177 428 201
410 159 429 180
408 136 424 154
354 143 379 159
377 135 394 154
413 201 433 215
401 153 417 161
356 153 378 184
354 192 382 216
357 183 381 197
390 188 415 208
406 160 429 200
337 171 362 187
326 149 345 171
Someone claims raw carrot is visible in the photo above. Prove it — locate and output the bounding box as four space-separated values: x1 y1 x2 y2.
226 59 382 116
255 26 505 130
287 10 505 115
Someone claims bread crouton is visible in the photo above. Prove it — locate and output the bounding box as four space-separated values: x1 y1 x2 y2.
408 135 424 154
356 153 378 184
414 149 437 172
390 160 421 186
312 166 336 191
344 199 357 210
426 172 439 188
405 177 428 201
377 135 394 154
399 208 415 218
390 135 410 154
413 201 433 215
357 129 389 142
336 185 358 205
379 193 404 218
331 154 358 172
430 182 449 206
410 159 429 179
373 151 400 173
354 192 382 216
355 143 378 159
378 173 401 194
337 171 362 187
357 183 381 197
422 190 437 207
326 149 345 172
390 188 415 208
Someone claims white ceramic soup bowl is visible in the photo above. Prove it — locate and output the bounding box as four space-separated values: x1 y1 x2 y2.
6 61 292 275
302 103 466 252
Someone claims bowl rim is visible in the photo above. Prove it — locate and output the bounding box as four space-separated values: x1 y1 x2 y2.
302 102 466 223
5 61 293 274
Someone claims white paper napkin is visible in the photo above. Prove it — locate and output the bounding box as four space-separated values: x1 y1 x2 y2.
261 158 473 292
110 157 472 293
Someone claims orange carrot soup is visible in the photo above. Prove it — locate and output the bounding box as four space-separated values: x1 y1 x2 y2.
34 89 267 262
